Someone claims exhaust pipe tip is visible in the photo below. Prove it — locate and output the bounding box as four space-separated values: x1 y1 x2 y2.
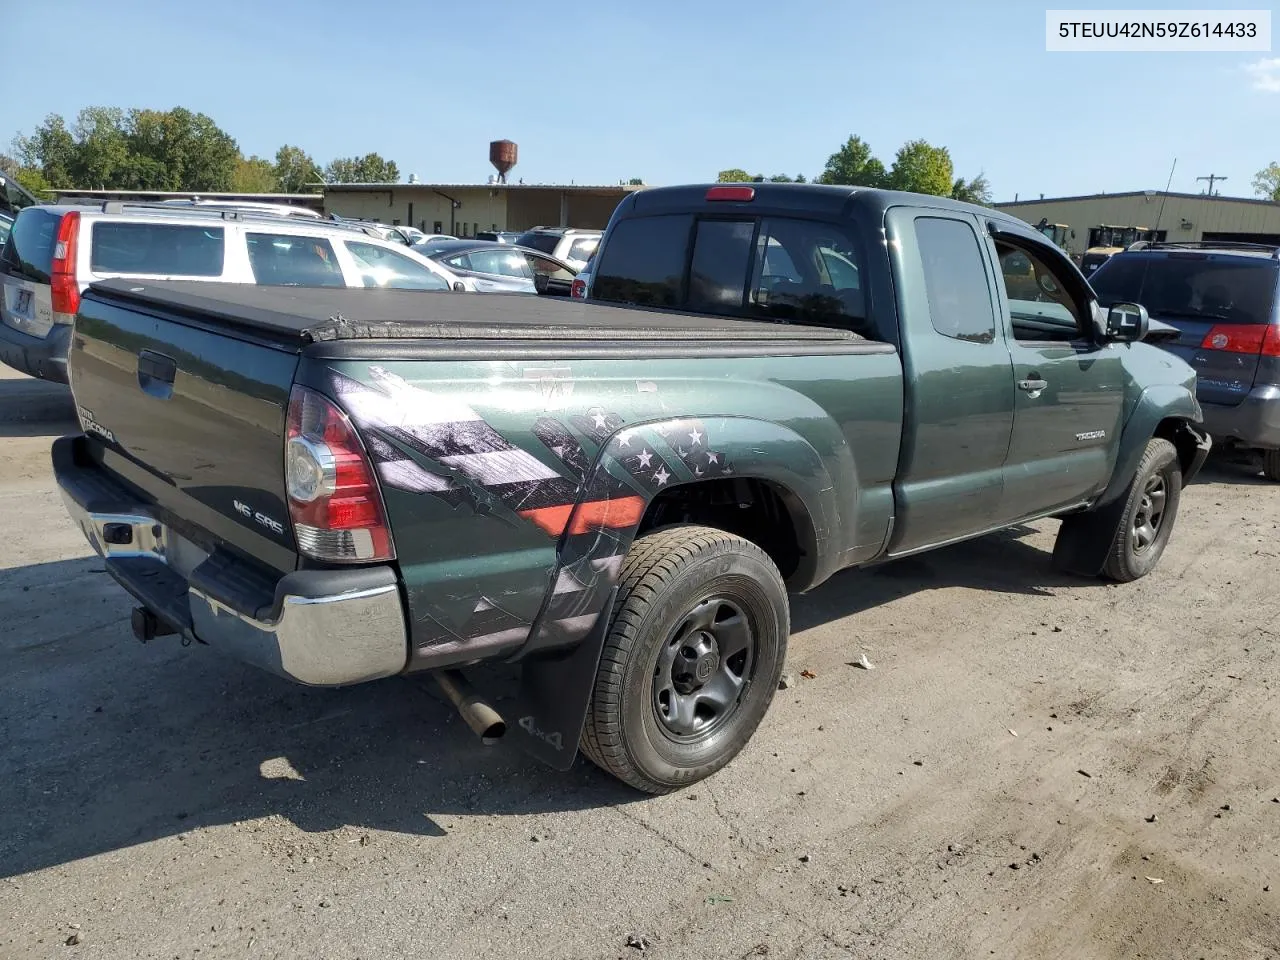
433 669 506 745
476 717 506 746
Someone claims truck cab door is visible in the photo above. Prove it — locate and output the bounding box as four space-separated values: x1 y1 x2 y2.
985 229 1125 523
885 209 1016 555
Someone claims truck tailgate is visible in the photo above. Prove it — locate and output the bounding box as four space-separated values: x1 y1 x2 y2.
70 287 301 573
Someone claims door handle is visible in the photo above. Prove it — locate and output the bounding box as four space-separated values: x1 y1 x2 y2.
1017 377 1048 392
137 350 177 400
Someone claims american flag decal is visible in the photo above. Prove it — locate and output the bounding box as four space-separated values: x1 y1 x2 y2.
330 367 735 653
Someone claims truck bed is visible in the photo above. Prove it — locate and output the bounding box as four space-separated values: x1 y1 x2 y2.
86 280 867 347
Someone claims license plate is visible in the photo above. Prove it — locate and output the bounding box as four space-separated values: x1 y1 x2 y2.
15 289 32 315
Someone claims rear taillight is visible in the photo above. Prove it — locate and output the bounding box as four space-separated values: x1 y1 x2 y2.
50 211 81 320
1199 324 1268 355
571 278 587 299
705 185 755 202
285 385 394 562
1264 325 1280 357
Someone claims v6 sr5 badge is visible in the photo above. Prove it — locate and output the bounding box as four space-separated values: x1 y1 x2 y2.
233 498 285 535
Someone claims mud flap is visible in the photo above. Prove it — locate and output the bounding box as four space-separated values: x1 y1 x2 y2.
508 588 616 771
1052 498 1127 578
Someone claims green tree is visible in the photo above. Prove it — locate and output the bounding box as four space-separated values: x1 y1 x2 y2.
951 171 992 205
14 106 239 191
274 144 323 193
1254 162 1280 201
123 107 238 191
325 152 399 184
628 177 644 185
233 155 279 193
717 167 752 182
15 113 79 188
818 136 887 187
888 139 953 196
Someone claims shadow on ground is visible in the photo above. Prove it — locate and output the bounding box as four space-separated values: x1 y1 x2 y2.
1 525 1091 878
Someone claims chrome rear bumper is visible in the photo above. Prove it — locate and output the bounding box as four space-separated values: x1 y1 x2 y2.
54 436 409 687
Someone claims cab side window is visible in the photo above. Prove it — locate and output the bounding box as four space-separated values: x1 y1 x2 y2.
913 217 995 344
995 240 1087 342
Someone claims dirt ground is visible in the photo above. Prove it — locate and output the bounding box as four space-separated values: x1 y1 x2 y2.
2 364 1280 960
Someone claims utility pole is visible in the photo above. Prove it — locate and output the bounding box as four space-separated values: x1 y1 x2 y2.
1197 173 1227 196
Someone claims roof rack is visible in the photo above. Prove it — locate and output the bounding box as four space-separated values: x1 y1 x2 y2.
92 201 392 236
1127 239 1280 258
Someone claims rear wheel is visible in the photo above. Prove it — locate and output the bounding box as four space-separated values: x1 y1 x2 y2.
580 525 789 794
1103 437 1181 582
1262 449 1280 482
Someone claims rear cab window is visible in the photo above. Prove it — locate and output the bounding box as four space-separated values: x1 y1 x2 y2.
89 222 226 277
593 213 871 335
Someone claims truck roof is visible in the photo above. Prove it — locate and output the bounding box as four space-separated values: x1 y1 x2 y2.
623 182 1030 231
85 279 868 347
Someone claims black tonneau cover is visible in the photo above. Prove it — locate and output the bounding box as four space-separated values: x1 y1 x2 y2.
84 280 863 345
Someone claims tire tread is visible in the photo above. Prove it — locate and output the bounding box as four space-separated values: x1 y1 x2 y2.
580 524 786 793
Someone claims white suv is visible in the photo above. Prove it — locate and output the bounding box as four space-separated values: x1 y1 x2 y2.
0 203 470 382
513 227 601 270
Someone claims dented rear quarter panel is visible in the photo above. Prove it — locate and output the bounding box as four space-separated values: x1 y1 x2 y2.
296 352 903 671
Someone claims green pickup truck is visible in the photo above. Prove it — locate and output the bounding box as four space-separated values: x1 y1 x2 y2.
54 183 1209 793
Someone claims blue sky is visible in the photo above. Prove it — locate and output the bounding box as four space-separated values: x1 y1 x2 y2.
8 0 1279 200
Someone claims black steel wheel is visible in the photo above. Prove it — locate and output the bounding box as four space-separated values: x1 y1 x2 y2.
1104 437 1181 582
581 524 789 794
653 597 756 741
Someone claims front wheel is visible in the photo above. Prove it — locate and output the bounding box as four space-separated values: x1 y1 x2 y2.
580 525 789 794
1103 437 1182 582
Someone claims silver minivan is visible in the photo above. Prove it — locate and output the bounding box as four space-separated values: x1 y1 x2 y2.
0 203 470 382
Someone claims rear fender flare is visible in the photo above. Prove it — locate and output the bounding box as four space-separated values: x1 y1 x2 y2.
515 414 845 660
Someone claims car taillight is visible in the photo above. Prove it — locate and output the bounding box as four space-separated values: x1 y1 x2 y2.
285 385 394 563
1264 325 1280 357
1199 324 1269 355
571 278 587 299
50 211 81 320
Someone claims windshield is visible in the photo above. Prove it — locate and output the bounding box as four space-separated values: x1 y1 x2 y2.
1091 255 1279 325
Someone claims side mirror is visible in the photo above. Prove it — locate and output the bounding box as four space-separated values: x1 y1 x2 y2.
1105 302 1149 343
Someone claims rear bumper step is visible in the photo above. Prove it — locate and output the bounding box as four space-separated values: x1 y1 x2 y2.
53 435 409 686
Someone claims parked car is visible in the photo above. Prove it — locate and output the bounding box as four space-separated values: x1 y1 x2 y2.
513 226 601 270
326 216 414 246
52 183 1207 795
0 203 469 382
418 239 577 294
1090 239 1280 477
475 230 523 244
0 172 40 216
570 251 594 299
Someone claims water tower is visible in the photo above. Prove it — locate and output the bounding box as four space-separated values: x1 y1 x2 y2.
489 140 518 184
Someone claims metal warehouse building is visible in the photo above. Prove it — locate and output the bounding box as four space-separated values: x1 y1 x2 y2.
995 191 1280 258
321 182 642 238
